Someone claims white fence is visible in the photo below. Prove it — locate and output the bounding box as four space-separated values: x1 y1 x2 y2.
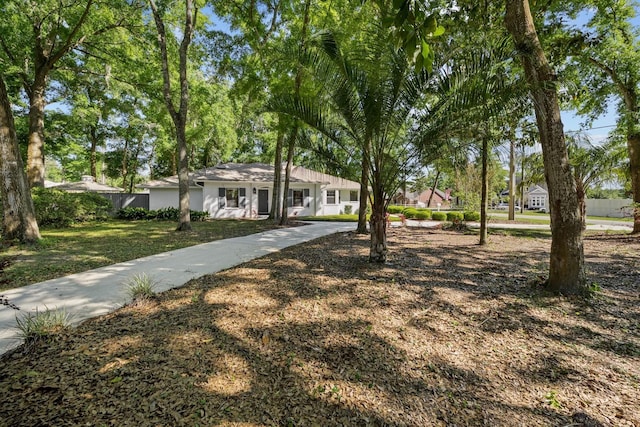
586 198 634 218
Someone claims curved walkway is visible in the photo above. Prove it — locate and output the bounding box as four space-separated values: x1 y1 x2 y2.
0 222 355 357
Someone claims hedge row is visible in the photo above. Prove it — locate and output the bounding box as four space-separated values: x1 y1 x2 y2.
116 207 209 222
32 188 112 228
386 205 480 222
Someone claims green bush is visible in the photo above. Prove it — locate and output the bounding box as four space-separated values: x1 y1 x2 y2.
387 205 404 214
416 208 432 219
75 192 112 221
403 208 419 219
344 205 353 215
431 211 447 221
32 188 112 227
414 210 430 220
116 207 149 220
447 211 464 222
116 207 209 222
464 211 480 221
190 210 209 222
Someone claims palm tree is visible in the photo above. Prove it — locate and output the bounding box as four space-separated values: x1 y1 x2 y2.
272 30 429 262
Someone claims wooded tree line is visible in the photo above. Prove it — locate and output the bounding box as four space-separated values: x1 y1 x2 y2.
1 0 639 295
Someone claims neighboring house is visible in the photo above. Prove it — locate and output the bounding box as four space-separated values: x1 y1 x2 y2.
526 184 548 210
141 163 361 218
390 188 451 208
500 183 549 210
51 175 122 193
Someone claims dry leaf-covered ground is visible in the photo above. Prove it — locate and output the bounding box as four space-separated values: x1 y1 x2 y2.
0 228 638 426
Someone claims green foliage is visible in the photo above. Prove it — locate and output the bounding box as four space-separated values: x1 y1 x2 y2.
447 211 464 222
387 205 405 214
15 307 70 345
115 207 209 222
403 208 419 219
124 273 157 302
343 205 353 215
32 188 112 227
414 210 430 220
116 207 149 220
431 211 447 221
417 208 432 217
464 211 480 221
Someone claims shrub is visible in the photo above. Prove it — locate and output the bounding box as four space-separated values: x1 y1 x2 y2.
116 207 149 220
344 205 353 215
32 188 112 227
416 208 432 218
414 210 430 220
447 211 464 222
403 208 419 219
190 210 209 222
464 211 480 221
155 207 180 221
431 211 447 221
74 192 112 222
15 306 70 346
387 205 404 214
124 273 157 303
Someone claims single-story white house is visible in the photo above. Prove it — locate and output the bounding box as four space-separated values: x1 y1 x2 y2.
140 163 361 218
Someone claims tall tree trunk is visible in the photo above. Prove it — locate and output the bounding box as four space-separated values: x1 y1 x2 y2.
121 138 129 190
270 120 284 220
480 136 489 245
628 133 640 233
90 124 99 180
176 124 191 230
356 142 370 234
506 0 587 295
27 75 47 188
369 169 386 263
427 170 440 208
149 0 195 232
509 138 516 221
280 127 298 225
575 179 587 231
0 77 41 243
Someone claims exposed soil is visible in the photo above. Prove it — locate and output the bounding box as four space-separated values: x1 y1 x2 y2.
0 228 638 426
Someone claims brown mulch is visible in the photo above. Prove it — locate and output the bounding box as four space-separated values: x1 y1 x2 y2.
0 228 638 426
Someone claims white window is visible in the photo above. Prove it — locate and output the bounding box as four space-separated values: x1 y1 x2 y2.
327 190 336 204
349 190 358 202
219 187 246 209
293 190 304 207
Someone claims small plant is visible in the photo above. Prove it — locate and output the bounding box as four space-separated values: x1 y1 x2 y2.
431 211 447 221
15 306 70 345
446 211 464 222
124 273 157 302
403 208 419 219
344 205 353 215
414 210 430 220
463 211 480 221
544 390 562 409
387 205 404 214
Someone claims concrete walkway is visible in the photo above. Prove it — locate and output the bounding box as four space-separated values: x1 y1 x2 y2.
0 222 355 357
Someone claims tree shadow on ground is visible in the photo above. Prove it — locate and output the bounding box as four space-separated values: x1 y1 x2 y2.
0 228 637 426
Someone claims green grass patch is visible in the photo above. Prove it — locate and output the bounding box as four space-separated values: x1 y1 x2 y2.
487 228 553 239
298 214 402 222
0 219 282 291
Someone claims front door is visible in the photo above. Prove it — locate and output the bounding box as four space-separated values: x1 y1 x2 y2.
258 189 269 215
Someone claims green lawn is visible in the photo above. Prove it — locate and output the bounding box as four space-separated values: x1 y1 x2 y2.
0 219 281 291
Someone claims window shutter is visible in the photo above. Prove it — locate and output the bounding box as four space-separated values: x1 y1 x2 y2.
287 189 293 208
303 189 310 208
218 187 226 208
239 188 246 208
